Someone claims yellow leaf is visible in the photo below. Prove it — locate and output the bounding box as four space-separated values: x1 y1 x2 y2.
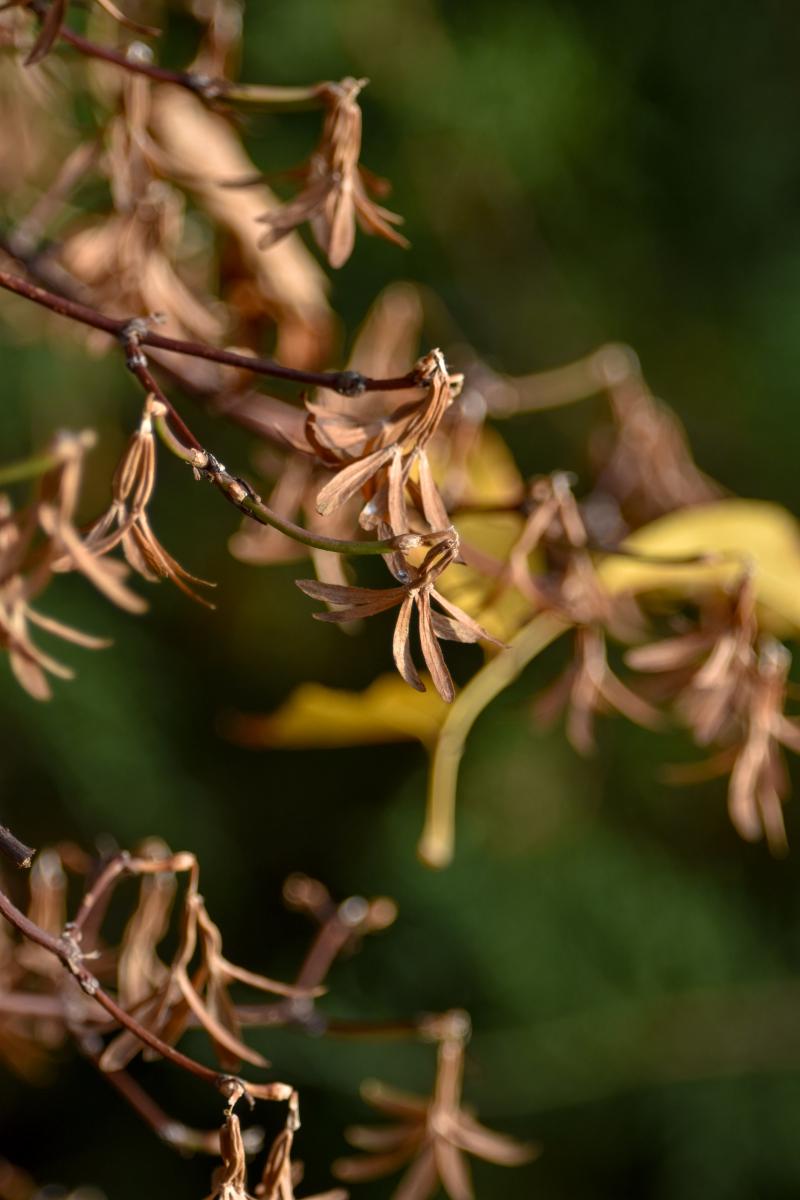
222 674 449 750
598 499 800 633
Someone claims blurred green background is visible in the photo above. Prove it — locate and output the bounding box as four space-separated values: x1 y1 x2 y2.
3 1 800 1197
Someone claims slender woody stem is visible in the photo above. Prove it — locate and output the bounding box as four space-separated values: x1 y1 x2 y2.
54 23 332 111
0 269 421 397
0 885 253 1098
0 824 36 869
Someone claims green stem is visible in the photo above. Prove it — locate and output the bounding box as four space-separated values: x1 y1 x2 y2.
0 435 94 487
153 410 416 559
419 612 570 869
219 83 329 112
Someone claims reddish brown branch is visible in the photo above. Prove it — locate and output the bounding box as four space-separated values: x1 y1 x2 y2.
57 24 219 94
0 269 421 397
0 885 249 1098
0 824 35 869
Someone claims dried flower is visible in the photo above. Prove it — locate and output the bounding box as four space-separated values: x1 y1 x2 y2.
587 363 721 535
627 572 757 747
311 349 459 530
534 622 662 754
297 535 502 702
721 637 800 852
334 1011 537 1200
256 77 407 268
86 398 216 608
256 1097 346 1200
208 1110 256 1200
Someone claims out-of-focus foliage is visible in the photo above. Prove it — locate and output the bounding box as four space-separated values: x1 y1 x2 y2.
3 2 800 1199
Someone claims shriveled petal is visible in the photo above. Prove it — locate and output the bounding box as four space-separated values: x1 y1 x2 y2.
417 592 455 703
318 175 357 269
25 0 66 65
296 579 403 606
316 446 395 516
333 1140 419 1184
353 186 410 251
393 595 425 693
26 607 112 650
257 177 332 248
175 971 269 1069
388 449 408 534
417 451 450 531
39 507 147 613
392 1145 440 1200
600 670 664 730
314 597 402 622
131 516 217 608
431 591 506 648
625 631 715 673
361 1078 429 1120
344 1124 420 1153
221 959 322 999
8 648 53 701
432 1138 473 1200
450 1113 539 1167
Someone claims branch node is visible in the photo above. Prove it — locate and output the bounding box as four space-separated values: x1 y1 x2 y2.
333 370 367 397
59 928 99 996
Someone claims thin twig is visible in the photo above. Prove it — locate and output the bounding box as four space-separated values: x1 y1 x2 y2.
0 269 422 397
0 825 36 869
51 20 332 111
0 884 274 1100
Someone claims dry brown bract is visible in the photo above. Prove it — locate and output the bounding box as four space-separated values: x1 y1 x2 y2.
507 474 657 750
0 433 145 699
535 621 662 754
208 1110 256 1200
256 77 408 269
311 350 459 530
86 397 216 608
724 637 800 853
628 576 800 851
297 534 502 702
334 1011 537 1200
208 1106 345 1200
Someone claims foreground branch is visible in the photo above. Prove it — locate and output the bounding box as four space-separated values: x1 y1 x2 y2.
0 884 288 1103
0 269 422 397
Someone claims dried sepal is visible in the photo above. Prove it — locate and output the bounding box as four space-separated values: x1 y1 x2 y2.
297 535 502 702
256 77 407 268
87 399 216 608
311 350 458 529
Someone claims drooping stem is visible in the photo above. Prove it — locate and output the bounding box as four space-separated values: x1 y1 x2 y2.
420 612 570 869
